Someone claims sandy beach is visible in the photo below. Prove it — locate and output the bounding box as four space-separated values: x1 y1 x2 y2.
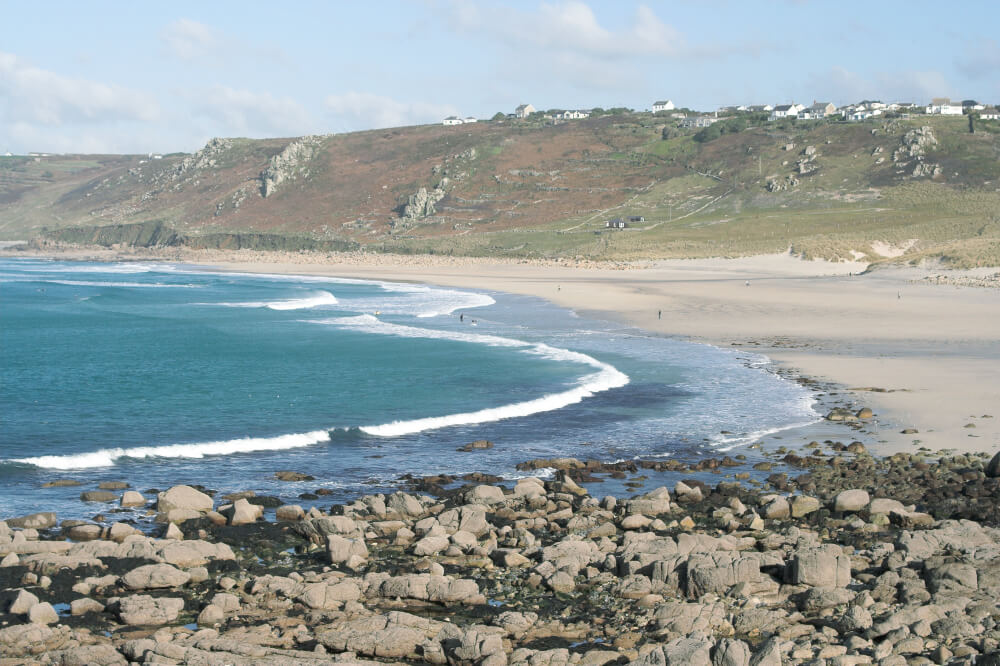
6 246 1000 457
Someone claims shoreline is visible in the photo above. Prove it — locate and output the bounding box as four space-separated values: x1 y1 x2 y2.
3 246 1000 664
3 245 998 459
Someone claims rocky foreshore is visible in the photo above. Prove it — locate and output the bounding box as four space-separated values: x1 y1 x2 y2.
2 449 1000 666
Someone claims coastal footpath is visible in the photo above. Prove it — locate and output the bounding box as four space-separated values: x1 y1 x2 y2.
1 448 1000 665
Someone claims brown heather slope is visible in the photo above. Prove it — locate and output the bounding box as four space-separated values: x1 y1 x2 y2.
1 112 998 265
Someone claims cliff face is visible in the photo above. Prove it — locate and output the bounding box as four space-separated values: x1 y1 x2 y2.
1 114 998 263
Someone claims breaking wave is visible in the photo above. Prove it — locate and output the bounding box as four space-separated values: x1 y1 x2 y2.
216 290 339 310
317 315 629 437
9 430 332 470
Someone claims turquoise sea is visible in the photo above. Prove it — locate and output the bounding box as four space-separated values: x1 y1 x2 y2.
0 257 819 519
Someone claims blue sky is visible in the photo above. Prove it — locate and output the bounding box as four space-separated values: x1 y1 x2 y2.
2 0 998 153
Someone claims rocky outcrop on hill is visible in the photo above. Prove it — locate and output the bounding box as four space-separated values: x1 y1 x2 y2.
892 126 941 179
766 175 800 192
395 146 481 226
2 451 999 665
901 126 938 158
174 137 234 179
401 185 447 221
258 135 327 198
912 161 943 178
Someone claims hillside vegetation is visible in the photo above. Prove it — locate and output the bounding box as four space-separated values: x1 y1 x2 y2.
2 113 998 266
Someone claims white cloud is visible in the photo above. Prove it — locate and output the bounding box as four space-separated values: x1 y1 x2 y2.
160 19 219 60
324 92 458 131
0 51 159 126
189 86 316 137
447 1 684 59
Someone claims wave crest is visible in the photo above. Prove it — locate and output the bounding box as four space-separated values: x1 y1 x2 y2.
316 315 629 437
217 290 339 310
10 430 331 470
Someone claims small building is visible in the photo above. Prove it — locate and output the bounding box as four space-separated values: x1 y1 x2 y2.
769 104 804 121
515 103 536 119
925 102 963 115
847 108 883 121
463 116 478 123
980 108 1000 120
800 102 836 119
628 215 644 223
554 110 589 120
605 218 628 229
748 104 774 113
681 116 718 128
652 100 675 113
443 116 463 126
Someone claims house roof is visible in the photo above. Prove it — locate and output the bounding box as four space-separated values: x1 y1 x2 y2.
515 104 531 111
653 100 672 106
809 102 832 110
774 104 796 112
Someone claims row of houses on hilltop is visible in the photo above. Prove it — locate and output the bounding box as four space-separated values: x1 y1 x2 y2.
757 99 995 122
445 97 997 127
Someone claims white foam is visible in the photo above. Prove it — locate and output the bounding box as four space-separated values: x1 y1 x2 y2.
46 279 197 288
20 262 168 274
216 290 339 310
313 315 629 437
710 392 821 451
171 266 495 317
11 430 331 470
379 283 496 317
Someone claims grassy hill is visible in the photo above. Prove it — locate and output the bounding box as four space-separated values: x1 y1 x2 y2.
2 112 998 266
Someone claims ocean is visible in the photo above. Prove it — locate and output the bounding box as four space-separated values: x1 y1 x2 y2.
0 257 819 520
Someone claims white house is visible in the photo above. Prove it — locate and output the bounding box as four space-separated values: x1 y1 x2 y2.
443 116 478 126
926 103 963 115
847 108 883 121
554 110 590 120
515 103 536 119
681 116 718 128
748 104 774 113
769 103 804 121
652 100 675 113
980 108 1000 120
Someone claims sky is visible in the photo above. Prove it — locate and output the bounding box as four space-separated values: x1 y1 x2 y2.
2 0 998 154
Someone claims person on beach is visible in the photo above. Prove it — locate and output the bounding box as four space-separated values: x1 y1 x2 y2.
745 280 750 287
460 313 464 322
658 310 661 320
